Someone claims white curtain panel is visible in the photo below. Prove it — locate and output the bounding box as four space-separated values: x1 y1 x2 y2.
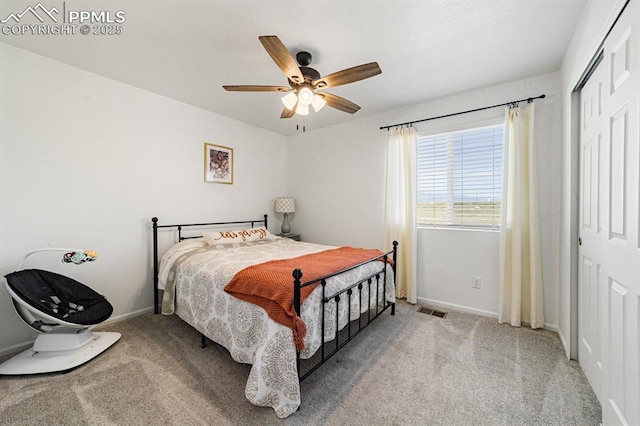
498 103 545 328
383 127 417 303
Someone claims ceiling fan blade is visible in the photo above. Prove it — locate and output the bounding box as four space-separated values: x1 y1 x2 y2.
223 85 292 92
313 62 382 89
318 92 361 114
258 36 304 85
281 106 296 119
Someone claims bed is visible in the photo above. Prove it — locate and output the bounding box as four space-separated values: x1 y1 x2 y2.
151 215 397 418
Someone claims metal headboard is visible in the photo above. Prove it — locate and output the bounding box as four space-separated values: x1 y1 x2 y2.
151 214 268 314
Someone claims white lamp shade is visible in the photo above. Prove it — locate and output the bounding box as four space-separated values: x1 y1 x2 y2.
298 87 314 105
295 103 309 116
311 94 327 112
281 92 298 110
274 197 295 213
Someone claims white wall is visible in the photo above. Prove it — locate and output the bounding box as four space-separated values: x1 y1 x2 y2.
286 122 386 249
289 72 562 327
418 229 500 317
0 43 288 354
558 0 628 358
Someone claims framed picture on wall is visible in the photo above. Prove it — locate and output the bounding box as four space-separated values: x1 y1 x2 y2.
204 143 233 184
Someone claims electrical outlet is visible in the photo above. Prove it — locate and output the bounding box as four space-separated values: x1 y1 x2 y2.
472 276 482 289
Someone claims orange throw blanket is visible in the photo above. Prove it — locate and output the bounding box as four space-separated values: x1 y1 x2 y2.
224 247 389 351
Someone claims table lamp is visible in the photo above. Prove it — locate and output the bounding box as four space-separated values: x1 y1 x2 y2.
274 197 295 234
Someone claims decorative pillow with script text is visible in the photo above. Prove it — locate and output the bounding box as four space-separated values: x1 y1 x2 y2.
203 227 274 245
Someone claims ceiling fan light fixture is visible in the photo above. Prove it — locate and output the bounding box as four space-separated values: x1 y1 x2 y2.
311 94 326 112
297 87 314 106
281 92 298 110
295 103 309 116
224 36 381 120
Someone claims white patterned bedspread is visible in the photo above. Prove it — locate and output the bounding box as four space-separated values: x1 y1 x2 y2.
159 237 395 418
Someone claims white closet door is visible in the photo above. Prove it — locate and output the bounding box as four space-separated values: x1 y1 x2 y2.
579 1 639 425
579 57 606 403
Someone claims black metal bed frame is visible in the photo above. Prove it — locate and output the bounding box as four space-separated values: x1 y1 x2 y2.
151 215 397 384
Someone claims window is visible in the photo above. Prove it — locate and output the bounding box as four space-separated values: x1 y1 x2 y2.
417 123 504 229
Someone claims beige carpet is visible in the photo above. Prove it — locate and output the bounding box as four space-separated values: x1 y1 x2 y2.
0 302 601 425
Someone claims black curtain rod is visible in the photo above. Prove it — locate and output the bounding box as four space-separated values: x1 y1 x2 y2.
379 94 546 130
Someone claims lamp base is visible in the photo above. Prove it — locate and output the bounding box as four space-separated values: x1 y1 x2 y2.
281 213 291 234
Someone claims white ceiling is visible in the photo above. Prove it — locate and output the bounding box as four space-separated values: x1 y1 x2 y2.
0 0 587 135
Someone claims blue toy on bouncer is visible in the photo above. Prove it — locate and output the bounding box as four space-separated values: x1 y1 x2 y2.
0 248 120 375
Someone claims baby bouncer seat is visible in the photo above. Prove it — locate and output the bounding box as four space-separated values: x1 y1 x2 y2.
0 248 120 375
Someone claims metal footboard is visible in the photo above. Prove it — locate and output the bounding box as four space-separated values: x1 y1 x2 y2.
293 241 398 382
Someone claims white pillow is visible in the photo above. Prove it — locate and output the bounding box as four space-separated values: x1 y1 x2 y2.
203 226 274 245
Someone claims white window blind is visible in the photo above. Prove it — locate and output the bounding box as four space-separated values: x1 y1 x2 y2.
417 123 504 229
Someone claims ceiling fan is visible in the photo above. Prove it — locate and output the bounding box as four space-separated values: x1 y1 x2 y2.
223 35 382 119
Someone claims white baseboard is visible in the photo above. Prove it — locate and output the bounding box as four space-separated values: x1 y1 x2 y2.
556 327 570 359
417 297 499 319
0 306 154 357
97 306 154 328
417 297 561 334
0 340 34 357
